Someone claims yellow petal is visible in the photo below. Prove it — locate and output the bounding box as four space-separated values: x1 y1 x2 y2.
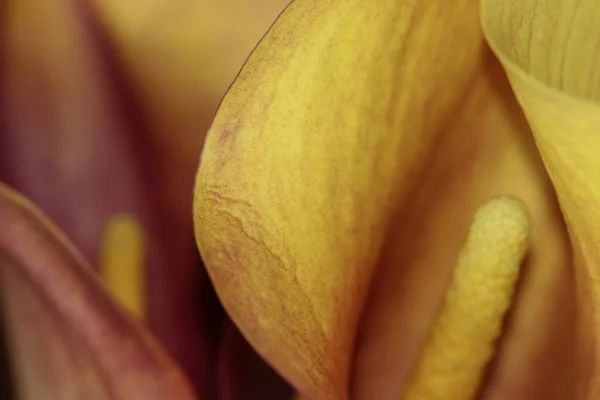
352 54 576 400
482 0 600 396
193 0 491 398
0 183 198 399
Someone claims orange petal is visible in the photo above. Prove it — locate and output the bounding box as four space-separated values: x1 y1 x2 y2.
195 0 577 399
0 183 198 399
193 0 491 398
482 0 600 397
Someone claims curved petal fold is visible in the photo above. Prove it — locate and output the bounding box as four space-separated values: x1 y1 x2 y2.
0 184 198 400
482 0 600 397
194 0 491 398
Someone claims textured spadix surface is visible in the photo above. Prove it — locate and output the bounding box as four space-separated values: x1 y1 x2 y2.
404 197 531 399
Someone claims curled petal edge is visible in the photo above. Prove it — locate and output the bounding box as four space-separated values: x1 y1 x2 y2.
0 183 199 400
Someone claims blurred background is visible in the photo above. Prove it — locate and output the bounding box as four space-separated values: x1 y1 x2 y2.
0 0 293 398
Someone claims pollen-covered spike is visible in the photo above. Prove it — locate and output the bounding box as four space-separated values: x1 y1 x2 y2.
99 214 146 320
403 196 531 400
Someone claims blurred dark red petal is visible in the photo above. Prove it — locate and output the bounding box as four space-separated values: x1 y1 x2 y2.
0 183 198 399
0 0 221 397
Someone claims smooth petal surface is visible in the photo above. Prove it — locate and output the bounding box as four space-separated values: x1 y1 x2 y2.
86 0 292 228
482 0 600 397
0 184 197 400
194 0 496 398
0 0 218 394
0 0 148 262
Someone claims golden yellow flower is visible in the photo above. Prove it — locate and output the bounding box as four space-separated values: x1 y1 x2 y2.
2 0 598 398
194 0 599 398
